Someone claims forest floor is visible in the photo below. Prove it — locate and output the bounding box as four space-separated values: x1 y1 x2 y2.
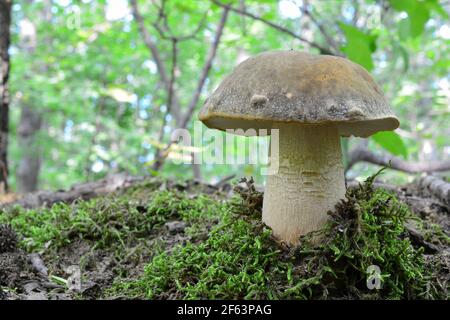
0 172 448 300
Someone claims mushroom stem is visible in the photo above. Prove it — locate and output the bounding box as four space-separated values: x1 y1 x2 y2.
263 123 346 244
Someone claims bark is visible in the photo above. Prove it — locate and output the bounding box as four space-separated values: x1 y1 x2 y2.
192 156 202 181
2 173 146 209
212 0 338 56
419 176 450 206
0 0 12 193
16 1 51 192
139 6 229 174
17 105 42 192
0 173 229 209
347 146 450 174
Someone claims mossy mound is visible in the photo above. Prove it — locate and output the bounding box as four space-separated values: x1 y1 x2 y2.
108 172 448 300
0 174 448 300
293 171 436 299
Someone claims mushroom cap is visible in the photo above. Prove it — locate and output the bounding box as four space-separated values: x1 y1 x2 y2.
199 50 399 137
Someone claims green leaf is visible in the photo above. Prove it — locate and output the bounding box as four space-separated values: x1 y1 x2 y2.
394 43 409 72
408 4 430 38
339 23 377 71
389 0 415 12
372 131 408 159
389 0 433 38
425 0 449 19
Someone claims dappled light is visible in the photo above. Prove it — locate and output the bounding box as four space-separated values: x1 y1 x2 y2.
0 0 448 304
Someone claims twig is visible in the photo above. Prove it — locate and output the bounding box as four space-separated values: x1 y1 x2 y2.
346 146 450 174
151 7 230 171
419 175 450 206
84 95 105 180
132 0 225 174
212 174 236 188
346 180 400 193
130 0 170 91
300 1 342 54
211 0 337 56
129 0 182 123
29 253 49 276
152 3 207 42
160 38 177 141
180 6 230 129
352 0 360 26
153 38 177 169
2 173 147 209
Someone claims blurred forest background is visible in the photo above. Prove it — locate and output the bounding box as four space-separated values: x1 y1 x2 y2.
0 0 449 194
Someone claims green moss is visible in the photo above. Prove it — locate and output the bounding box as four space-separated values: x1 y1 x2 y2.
110 207 291 299
422 222 450 247
293 169 431 299
1 172 447 300
109 169 447 300
0 190 224 255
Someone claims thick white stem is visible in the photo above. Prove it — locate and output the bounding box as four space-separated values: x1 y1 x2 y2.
262 123 346 244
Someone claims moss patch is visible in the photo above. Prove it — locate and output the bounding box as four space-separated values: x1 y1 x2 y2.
108 169 448 300
0 172 448 300
0 190 221 253
292 169 435 299
109 208 288 299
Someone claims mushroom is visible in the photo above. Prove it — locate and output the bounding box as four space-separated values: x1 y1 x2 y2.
199 50 399 244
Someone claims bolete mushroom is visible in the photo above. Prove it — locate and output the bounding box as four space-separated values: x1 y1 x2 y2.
199 50 399 244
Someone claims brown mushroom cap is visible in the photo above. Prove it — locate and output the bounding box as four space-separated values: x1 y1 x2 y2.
199 50 399 137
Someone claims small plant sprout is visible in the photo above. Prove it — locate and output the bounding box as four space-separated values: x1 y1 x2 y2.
199 50 399 244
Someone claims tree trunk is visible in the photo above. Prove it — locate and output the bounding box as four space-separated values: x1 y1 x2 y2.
0 0 12 193
17 105 42 192
16 1 51 192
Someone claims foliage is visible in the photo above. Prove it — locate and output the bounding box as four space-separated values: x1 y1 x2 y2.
372 131 408 159
6 0 450 189
339 22 377 71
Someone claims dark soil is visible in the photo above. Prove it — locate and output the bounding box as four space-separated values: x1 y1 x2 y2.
0 226 48 299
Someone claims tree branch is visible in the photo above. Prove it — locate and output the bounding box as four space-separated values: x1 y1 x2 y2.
151 7 230 171
180 6 230 129
152 2 207 42
419 175 450 206
130 0 170 91
300 1 342 55
211 0 337 56
153 38 178 167
129 0 182 123
346 146 450 174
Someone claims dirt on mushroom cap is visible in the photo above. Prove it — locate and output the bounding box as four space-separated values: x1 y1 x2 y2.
199 50 399 138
